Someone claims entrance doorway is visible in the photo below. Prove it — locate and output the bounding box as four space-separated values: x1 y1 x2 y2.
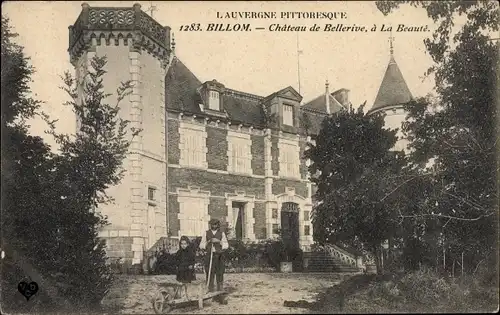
280 202 300 250
232 202 245 240
147 204 156 249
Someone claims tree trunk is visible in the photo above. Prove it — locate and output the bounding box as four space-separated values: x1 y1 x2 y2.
373 244 384 275
388 237 394 267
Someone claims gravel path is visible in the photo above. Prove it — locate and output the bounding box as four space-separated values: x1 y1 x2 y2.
102 273 347 314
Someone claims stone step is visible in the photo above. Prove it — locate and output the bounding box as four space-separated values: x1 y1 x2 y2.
307 261 357 266
307 265 359 272
308 259 351 265
306 268 360 273
304 254 362 273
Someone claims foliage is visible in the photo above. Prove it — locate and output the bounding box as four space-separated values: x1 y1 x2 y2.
37 55 136 309
1 16 60 311
1 17 42 126
225 239 274 270
152 238 296 273
314 269 498 313
376 1 498 65
376 0 498 273
262 103 278 129
304 103 405 272
1 16 136 310
299 111 312 135
153 251 178 275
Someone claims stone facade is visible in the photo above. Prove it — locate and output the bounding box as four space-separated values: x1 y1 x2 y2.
164 83 320 249
68 3 171 264
68 3 412 264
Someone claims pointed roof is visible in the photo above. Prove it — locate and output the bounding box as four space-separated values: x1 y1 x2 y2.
302 80 347 115
370 54 413 113
263 86 303 103
302 93 344 114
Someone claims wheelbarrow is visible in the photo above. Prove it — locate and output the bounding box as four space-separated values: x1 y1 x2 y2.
152 247 228 314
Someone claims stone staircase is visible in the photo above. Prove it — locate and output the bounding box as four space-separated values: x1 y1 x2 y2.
142 237 179 274
146 237 179 257
303 244 364 273
304 251 361 273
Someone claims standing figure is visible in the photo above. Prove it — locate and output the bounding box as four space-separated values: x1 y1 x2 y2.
175 236 196 284
199 218 228 292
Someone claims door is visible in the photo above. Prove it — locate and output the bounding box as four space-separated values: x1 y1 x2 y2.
232 202 245 240
280 202 300 250
147 204 156 249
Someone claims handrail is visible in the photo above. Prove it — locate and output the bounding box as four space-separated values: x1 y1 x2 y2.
325 244 358 268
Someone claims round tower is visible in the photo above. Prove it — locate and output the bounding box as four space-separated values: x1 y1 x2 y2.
68 3 172 265
367 33 413 152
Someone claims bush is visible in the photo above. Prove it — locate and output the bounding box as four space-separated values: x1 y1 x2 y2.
224 238 303 272
153 238 305 274
153 251 177 275
314 268 499 313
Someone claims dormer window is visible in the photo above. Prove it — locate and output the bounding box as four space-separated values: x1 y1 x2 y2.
283 104 294 126
209 91 220 111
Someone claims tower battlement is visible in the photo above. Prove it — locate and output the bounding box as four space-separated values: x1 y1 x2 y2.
67 3 169 266
68 3 171 66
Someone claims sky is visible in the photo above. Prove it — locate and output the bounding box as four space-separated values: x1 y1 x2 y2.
3 1 438 147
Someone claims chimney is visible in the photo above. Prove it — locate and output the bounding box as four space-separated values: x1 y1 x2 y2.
325 79 330 115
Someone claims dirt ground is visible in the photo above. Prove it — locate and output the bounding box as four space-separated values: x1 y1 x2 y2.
102 273 349 314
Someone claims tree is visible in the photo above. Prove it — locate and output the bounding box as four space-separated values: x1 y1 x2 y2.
1 16 66 311
305 104 405 273
299 111 312 136
377 0 498 273
1 16 137 310
43 55 136 308
1 15 51 258
1 17 42 126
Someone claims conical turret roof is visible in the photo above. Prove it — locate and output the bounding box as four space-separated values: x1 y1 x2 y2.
370 55 413 113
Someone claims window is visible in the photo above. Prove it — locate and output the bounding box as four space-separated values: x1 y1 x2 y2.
283 104 294 126
272 224 280 235
179 125 207 168
227 132 252 174
148 186 156 201
179 199 208 237
304 211 310 221
279 142 300 178
209 90 220 111
272 208 278 219
232 202 245 240
304 225 310 236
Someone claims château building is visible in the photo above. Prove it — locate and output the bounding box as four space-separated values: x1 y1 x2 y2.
68 3 413 265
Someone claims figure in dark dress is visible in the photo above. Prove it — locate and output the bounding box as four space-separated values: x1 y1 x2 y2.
175 236 196 283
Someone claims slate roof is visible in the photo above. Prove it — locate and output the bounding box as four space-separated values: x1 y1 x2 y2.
369 55 413 113
165 57 266 125
223 89 266 126
164 56 338 135
299 107 328 136
165 57 203 114
302 93 345 114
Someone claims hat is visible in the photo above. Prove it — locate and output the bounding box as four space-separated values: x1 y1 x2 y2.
209 218 220 225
